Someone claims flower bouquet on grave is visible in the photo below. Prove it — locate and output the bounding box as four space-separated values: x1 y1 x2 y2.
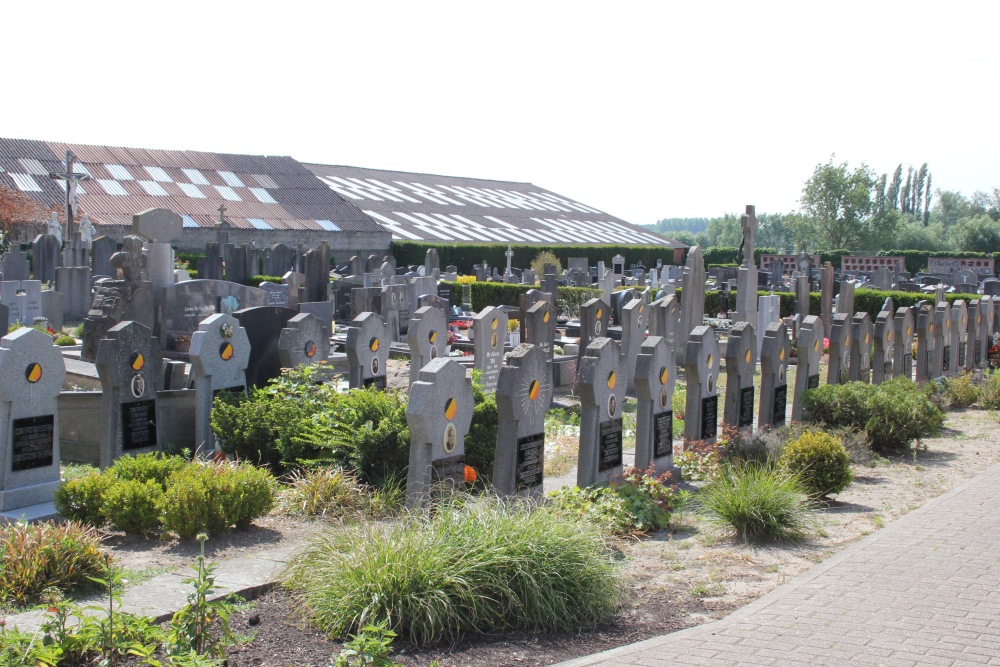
989 343 1000 369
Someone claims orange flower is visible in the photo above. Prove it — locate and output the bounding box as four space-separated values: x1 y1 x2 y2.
464 465 478 484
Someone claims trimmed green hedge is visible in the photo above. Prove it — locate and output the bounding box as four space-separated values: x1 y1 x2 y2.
466 283 603 315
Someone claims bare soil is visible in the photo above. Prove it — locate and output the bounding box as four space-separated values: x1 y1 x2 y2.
104 408 1000 667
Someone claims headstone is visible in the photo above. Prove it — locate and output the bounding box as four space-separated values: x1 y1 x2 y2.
684 326 720 444
649 294 681 358
298 300 334 331
984 279 1000 297
259 281 291 307
346 312 390 390
263 243 294 277
495 344 552 498
733 205 759 325
471 306 507 393
966 300 979 372
873 267 894 291
792 316 823 421
950 300 967 375
634 336 675 471
407 306 447 387
795 275 811 321
1 250 30 282
578 298 610 371
577 337 625 487
849 312 873 383
836 280 856 316
873 311 893 384
348 255 365 278
820 262 835 336
302 243 330 303
759 321 790 429
723 321 757 434
380 284 403 343
827 313 851 385
234 306 299 389
757 294 782 355
277 312 330 369
200 243 223 281
611 255 625 282
893 307 915 381
678 247 705 365
405 358 472 508
132 208 183 315
424 248 440 280
620 298 647 394
31 234 61 285
189 314 250 452
91 236 117 279
915 304 934 383
932 301 950 378
541 265 558 297
157 280 268 353
1 280 43 328
40 290 63 333
95 321 163 468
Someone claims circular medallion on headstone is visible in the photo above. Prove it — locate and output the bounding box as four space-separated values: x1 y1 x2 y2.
131 374 145 399
130 352 144 371
369 337 380 352
219 342 234 361
25 363 42 383
608 394 617 419
444 397 458 421
370 357 380 375
490 332 498 349
744 349 751 364
443 423 457 453
595 320 602 336
659 366 669 385
528 380 540 401
304 341 317 358
659 387 668 409
607 371 616 390
429 330 437 345
220 322 234 339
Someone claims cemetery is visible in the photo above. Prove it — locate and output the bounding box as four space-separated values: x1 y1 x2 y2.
1 188 1000 666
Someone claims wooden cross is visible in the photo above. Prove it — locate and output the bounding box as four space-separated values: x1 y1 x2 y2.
48 150 90 241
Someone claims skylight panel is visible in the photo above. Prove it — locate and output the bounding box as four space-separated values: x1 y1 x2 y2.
182 168 210 185
214 185 242 201
8 173 41 192
98 179 129 196
247 218 273 230
138 180 169 196
72 163 91 177
250 187 278 204
315 219 340 231
219 171 245 187
178 183 206 198
181 214 199 228
250 174 279 188
18 159 47 176
105 164 134 180
144 166 172 182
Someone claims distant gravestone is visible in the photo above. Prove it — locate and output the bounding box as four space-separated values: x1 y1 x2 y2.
634 336 675 471
649 294 681 357
234 306 298 389
189 314 250 452
263 243 294 277
792 316 823 421
759 321 790 429
723 321 757 434
258 282 291 307
849 313 872 383
836 282 855 317
282 271 304 309
1 280 43 327
684 325 720 444
795 275 811 321
380 284 403 343
932 301 949 379
525 295 556 372
1 250 30 282
407 306 447 388
0 328 66 510
495 344 552 498
302 243 330 303
950 300 967 375
873 267 894 291
820 262 835 336
577 337 625 487
277 313 330 369
472 306 507 393
966 300 979 372
620 298 647 394
351 286 380 319
95 321 163 468
893 307 915 381
158 280 268 352
979 299 995 368
132 208 182 315
678 246 705 365
405 358 472 508
757 294 782 355
873 311 893 384
827 313 851 385
424 248 440 279
578 298 610 371
954 269 977 290
32 234 61 284
915 305 934 383
346 312 389 390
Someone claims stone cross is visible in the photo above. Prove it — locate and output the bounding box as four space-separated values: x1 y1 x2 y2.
405 358 473 509
472 306 507 393
407 306 447 388
0 328 66 510
684 325 720 444
932 301 949 379
620 297 647 394
827 313 851 385
759 321 790 429
504 245 515 281
495 344 552 498
678 246 705 365
950 300 967 375
577 337 625 487
277 312 330 369
634 336 675 471
189 313 250 452
792 315 823 421
820 262 835 336
915 304 934 383
893 307 915 381
380 283 403 343
966 300 979 372
95 321 164 469
723 321 757 433
578 298 610 370
849 313 872 383
872 311 893 384
346 312 390 390
47 150 90 242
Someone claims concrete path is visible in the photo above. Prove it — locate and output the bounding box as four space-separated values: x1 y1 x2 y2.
557 463 1000 667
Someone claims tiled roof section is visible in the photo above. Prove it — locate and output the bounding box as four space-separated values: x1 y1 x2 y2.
303 164 681 247
0 138 384 234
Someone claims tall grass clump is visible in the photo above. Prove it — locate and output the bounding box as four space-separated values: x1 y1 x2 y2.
698 462 818 542
282 495 622 646
0 521 106 604
979 371 1000 409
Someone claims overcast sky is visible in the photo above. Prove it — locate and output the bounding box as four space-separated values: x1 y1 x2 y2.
5 1 997 225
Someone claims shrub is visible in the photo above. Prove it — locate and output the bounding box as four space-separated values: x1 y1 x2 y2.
779 431 853 498
698 462 817 541
980 371 1000 409
943 373 979 408
548 467 683 534
865 378 943 454
0 521 106 604
101 478 164 533
803 382 876 429
756 423 876 466
283 494 622 646
466 381 499 482
279 467 371 518
54 334 77 346
160 462 276 538
110 451 188 488
674 440 720 482
54 472 112 526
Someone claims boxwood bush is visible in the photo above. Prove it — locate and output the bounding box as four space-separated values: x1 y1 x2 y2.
778 431 853 498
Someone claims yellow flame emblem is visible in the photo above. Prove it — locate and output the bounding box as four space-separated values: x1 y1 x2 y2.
130 352 144 371
444 397 457 421
26 363 42 383
607 371 616 390
220 342 234 361
370 337 380 352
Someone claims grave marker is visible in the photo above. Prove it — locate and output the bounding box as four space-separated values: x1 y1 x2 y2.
407 306 447 388
189 314 250 452
684 326 720 444
495 344 552 497
792 316 823 421
577 337 625 487
893 307 915 381
678 246 705 364
932 301 949 379
759 321 790 429
620 298 647 393
827 313 851 385
849 312 872 383
578 298 610 369
346 312 390 390
873 311 893 384
634 336 675 471
723 321 757 433
950 300 967 375
915 305 934 383
472 306 507 393
277 312 330 369
820 262 835 336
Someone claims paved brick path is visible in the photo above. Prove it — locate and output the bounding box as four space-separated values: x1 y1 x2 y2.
558 464 1000 667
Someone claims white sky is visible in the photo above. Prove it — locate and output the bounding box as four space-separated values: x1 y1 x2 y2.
5 1 998 225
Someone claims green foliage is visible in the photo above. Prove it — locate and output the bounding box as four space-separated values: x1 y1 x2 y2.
283 494 622 646
980 371 1000 409
73 322 85 338
779 431 853 498
110 451 188 487
942 373 980 408
165 535 238 660
530 249 563 277
803 382 875 430
556 286 603 318
0 520 106 605
249 274 284 286
697 462 818 542
466 381 499 482
547 467 684 534
278 466 372 518
100 478 164 534
865 378 944 454
880 249 1000 275
159 461 276 539
333 622 404 667
54 334 76 346
54 472 112 526
674 440 721 482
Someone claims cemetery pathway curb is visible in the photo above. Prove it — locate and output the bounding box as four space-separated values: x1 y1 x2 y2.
556 463 1000 666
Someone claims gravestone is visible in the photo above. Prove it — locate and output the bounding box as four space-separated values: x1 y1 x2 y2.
258 282 291 307
495 344 552 498
757 294 782 354
302 243 330 303
418 294 449 330
577 337 625 487
0 328 66 510
189 314 250 452
32 234 61 285
982 299 997 368
634 336 676 471
678 246 705 365
405 358 472 508
234 306 298 389
873 311 893 384
620 298 647 393
82 237 154 360
346 312 390 390
1 250 30 282
424 248 440 280
684 326 720 444
158 280 268 353
348 255 365 278
95 321 163 468
723 321 757 434
132 208 183 315
792 316 823 421
55 261 91 320
0 303 9 334
524 292 557 366
849 312 872 383
985 280 1000 297
950 300 967 375
407 306 447 387
351 286 380 319
915 305 934 383
827 313 851 385
759 321 790 429
200 243 223 281
649 294 681 357
380 284 403 343
836 280 855 316
795 275 810 321
472 306 507 393
733 206 759 326
893 307 915 381
1 280 43 327
966 300 979 372
578 298 610 370
820 262 835 336
873 267 894 291
932 301 949 379
282 271 304 309
263 243 294 277
277 313 330 369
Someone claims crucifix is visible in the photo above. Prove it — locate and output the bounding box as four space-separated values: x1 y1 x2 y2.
48 150 91 242
504 245 514 276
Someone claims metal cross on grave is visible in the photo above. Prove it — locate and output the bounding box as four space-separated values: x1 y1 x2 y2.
48 150 91 241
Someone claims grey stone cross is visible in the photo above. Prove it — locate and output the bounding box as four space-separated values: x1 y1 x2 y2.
723 321 756 433
577 337 625 487
759 321 790 429
634 335 675 471
792 315 823 421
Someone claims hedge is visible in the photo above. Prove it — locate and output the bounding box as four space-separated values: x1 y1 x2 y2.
464 282 602 316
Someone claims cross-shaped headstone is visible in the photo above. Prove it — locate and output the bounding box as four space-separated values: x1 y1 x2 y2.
759 321 790 429
723 321 757 433
346 312 390 390
849 312 872 383
827 313 851 385
48 150 90 241
792 315 823 421
873 311 893 384
684 325 720 444
189 313 251 452
634 335 675 471
950 300 967 375
277 312 330 369
577 337 625 487
407 306 447 387
495 344 552 498
893 307 915 380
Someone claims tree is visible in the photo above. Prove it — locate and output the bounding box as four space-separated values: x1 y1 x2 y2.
901 167 913 214
799 158 875 249
923 173 932 225
955 214 1000 252
933 189 972 227
0 184 47 256
887 164 902 211
706 214 741 247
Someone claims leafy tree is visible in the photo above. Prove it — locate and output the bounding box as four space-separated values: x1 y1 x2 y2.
895 217 951 251
954 214 1000 252
0 184 47 256
706 214 741 247
887 164 903 211
922 173 932 225
800 158 876 249
971 189 1000 221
